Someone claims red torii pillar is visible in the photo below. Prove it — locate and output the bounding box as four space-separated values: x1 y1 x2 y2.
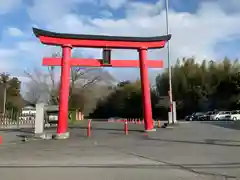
33 28 171 139
58 45 72 135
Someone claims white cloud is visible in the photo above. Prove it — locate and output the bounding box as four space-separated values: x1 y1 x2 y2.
0 0 22 14
7 27 23 37
100 10 113 18
17 76 30 84
125 1 163 17
0 48 18 72
27 0 71 24
216 0 240 13
17 41 42 53
0 49 17 58
16 40 61 64
99 0 129 9
46 1 240 64
27 0 95 24
7 0 240 82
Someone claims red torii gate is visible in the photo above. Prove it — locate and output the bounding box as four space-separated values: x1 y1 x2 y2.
33 28 171 139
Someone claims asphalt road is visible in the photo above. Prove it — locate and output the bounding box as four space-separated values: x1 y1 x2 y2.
0 120 239 180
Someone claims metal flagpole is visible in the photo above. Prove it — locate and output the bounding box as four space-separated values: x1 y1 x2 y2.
165 0 173 124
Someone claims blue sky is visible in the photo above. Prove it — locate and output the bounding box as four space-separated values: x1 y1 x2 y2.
1 0 240 83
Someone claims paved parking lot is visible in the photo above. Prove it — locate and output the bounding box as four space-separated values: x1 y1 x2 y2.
0 121 239 180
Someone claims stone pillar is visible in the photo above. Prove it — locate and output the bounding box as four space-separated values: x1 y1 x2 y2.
168 112 173 124
173 101 177 123
35 103 45 135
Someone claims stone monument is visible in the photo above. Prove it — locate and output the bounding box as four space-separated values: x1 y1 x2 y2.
34 103 45 135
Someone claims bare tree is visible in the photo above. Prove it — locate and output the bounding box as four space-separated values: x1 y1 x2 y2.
23 79 50 106
24 66 59 105
24 83 41 105
70 67 101 97
24 52 116 107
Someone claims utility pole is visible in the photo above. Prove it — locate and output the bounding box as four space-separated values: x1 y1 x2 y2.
165 0 173 124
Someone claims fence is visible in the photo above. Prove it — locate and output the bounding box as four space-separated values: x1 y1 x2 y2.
0 109 83 129
0 113 35 129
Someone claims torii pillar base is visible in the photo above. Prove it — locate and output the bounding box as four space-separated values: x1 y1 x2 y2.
53 132 70 140
144 129 156 132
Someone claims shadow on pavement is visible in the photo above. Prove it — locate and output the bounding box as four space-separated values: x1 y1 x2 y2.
147 137 240 147
201 121 240 130
0 128 34 134
0 162 239 169
69 126 144 132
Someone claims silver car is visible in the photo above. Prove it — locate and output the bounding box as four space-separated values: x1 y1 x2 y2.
212 111 231 120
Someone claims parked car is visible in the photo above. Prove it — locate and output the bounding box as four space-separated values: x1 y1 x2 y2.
197 112 210 121
185 112 205 121
44 105 59 126
108 117 122 122
208 111 219 121
184 115 191 121
212 111 231 120
230 110 240 121
201 111 219 121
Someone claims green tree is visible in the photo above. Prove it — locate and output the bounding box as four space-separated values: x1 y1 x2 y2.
156 57 240 118
90 80 159 119
0 73 10 114
0 73 23 113
90 57 240 119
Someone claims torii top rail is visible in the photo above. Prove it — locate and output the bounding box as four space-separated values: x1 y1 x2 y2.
33 28 171 49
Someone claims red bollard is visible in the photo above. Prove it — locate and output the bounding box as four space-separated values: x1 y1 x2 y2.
124 120 128 135
87 119 91 137
0 136 2 144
